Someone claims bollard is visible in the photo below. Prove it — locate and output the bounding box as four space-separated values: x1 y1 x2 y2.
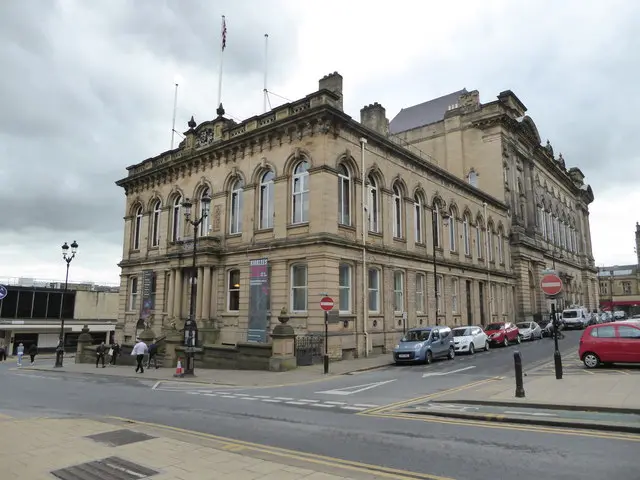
323 311 330 375
551 303 563 380
514 350 525 398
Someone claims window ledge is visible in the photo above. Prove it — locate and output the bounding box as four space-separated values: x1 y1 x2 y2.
287 222 309 229
221 312 240 316
415 242 426 247
226 233 242 238
393 237 406 243
149 246 160 251
338 223 355 231
254 228 274 234
368 231 382 237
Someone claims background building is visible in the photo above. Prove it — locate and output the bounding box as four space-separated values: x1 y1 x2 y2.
0 277 118 354
115 72 596 358
389 89 598 321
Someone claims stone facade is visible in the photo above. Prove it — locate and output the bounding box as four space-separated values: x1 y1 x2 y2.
114 72 593 358
390 89 598 322
598 264 640 316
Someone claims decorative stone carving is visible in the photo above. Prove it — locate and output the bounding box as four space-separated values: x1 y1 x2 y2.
544 139 554 157
187 116 196 130
212 204 222 232
195 129 214 149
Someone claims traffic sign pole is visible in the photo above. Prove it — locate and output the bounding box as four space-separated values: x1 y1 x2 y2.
320 296 334 375
540 273 564 381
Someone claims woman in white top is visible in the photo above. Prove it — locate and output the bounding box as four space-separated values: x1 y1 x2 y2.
16 343 24 366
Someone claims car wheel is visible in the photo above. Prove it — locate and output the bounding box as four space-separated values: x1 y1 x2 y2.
583 352 600 369
448 346 455 360
503 337 509 347
484 341 490 351
516 335 522 344
425 350 433 365
469 343 475 355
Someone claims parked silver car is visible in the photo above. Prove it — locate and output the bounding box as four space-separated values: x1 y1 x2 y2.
516 321 542 341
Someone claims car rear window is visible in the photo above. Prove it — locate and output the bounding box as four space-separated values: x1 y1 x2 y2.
563 311 578 318
590 326 615 338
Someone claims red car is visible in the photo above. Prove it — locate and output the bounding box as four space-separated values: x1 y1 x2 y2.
485 322 520 347
579 321 640 368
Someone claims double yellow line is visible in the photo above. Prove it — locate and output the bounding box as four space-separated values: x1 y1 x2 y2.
109 416 455 480
359 377 501 416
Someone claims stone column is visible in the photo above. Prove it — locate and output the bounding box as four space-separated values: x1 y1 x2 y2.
269 311 297 372
75 325 93 364
202 267 211 320
196 267 204 320
167 270 174 318
173 268 182 319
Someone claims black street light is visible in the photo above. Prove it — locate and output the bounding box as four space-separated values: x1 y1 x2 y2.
432 207 450 326
54 240 78 368
181 193 211 375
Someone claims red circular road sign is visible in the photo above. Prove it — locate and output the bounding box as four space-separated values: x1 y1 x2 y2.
320 296 334 311
541 273 563 296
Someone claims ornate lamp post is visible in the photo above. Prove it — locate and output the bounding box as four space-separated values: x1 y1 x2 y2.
432 207 450 325
54 240 78 368
181 194 211 375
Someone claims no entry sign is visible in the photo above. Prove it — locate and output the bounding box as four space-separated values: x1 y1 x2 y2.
320 296 334 311
541 273 563 296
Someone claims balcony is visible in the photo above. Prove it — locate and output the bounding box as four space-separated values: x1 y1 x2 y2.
167 235 223 257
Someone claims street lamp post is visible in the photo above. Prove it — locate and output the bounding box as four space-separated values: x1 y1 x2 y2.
610 269 615 315
54 241 78 368
432 207 450 326
181 194 211 376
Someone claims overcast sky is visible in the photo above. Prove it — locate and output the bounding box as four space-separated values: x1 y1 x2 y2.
1 0 638 285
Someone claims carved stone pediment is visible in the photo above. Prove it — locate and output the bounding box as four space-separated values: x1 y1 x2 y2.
195 128 214 149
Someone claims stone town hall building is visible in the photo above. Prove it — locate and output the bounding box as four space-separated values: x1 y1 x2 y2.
114 72 598 357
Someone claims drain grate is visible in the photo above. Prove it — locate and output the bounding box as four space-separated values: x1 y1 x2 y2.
51 456 158 480
86 429 155 447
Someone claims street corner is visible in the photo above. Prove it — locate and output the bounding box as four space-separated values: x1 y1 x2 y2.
529 358 640 376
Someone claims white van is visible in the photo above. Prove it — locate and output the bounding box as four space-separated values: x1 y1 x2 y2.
562 308 589 329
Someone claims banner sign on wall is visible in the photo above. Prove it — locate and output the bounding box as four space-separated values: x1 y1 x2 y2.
247 258 270 343
140 270 155 320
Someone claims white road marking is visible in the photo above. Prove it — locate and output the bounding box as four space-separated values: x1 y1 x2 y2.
310 403 336 408
324 401 348 405
151 381 162 390
353 403 379 408
504 410 557 417
275 397 294 401
422 366 476 378
261 399 282 403
202 394 218 397
186 392 201 395
316 379 397 396
253 395 271 399
221 395 236 398
285 401 307 405
234 393 250 396
239 397 259 401
197 390 214 394
341 406 368 411
297 399 319 403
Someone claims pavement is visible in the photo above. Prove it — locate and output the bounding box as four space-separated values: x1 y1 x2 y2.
3 330 640 479
0 414 408 480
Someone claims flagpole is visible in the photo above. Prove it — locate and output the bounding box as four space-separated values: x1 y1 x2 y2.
217 15 226 109
263 33 269 113
170 82 179 150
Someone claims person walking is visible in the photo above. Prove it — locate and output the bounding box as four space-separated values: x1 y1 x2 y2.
16 343 24 367
96 342 106 368
110 341 121 366
131 338 148 374
147 341 159 369
28 343 38 366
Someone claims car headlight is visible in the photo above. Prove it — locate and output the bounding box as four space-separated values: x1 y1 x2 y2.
414 342 424 349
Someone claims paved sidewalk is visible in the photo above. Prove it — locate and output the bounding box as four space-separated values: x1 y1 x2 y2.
18 354 393 387
0 414 387 480
438 372 640 411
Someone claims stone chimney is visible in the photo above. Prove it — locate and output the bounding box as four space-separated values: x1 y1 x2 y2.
319 72 343 111
360 103 389 135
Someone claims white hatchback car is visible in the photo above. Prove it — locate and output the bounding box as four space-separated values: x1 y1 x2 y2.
452 326 489 355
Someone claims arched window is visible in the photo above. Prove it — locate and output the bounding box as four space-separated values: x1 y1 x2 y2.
292 160 310 224
468 170 478 188
259 170 275 229
487 223 494 261
433 201 443 248
476 219 483 258
392 184 402 238
448 208 457 252
229 179 244 234
367 175 379 233
171 195 182 241
414 195 423 244
151 199 161 247
132 205 143 250
338 164 351 226
497 228 504 263
463 214 470 255
198 187 211 236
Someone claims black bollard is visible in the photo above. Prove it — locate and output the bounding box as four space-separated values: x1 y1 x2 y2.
551 303 563 380
514 350 525 398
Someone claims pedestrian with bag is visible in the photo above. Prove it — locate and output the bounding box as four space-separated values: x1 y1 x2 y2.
147 340 159 369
